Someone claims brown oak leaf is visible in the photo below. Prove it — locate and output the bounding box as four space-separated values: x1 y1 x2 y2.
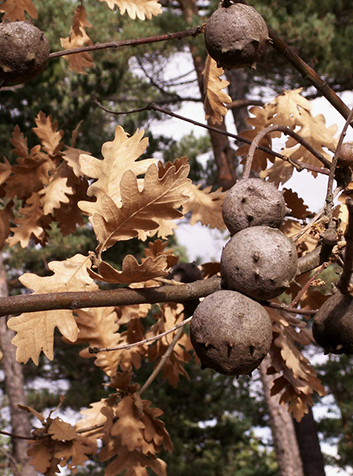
60 5 94 74
7 254 97 364
0 0 37 20
202 55 231 125
32 111 64 159
182 183 227 229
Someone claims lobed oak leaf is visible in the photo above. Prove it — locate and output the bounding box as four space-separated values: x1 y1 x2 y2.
117 319 149 372
0 0 37 20
141 400 173 453
33 112 64 159
202 55 231 125
143 239 179 268
92 161 190 253
266 88 312 131
27 438 57 474
60 5 94 74
112 395 145 451
201 261 221 278
88 254 168 284
10 125 29 158
0 200 14 250
267 307 326 421
5 156 53 200
49 417 77 441
38 169 74 215
63 146 91 178
0 157 11 186
182 183 227 229
99 0 162 20
55 436 97 472
7 192 48 248
282 188 310 219
79 126 156 217
74 307 121 376
75 399 109 438
7 254 97 364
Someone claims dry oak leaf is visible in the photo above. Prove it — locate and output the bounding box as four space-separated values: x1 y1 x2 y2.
27 438 58 474
0 200 14 251
7 192 48 248
79 126 156 217
92 161 191 253
237 104 272 173
99 443 167 476
5 154 53 200
182 183 226 229
99 0 162 20
33 111 64 159
38 168 74 215
282 188 310 219
0 157 11 186
75 400 108 439
0 0 37 20
202 56 229 123
54 436 97 472
49 417 77 441
143 239 179 269
60 5 94 74
111 395 145 451
7 254 97 364
266 88 312 132
88 254 168 284
202 55 231 125
62 146 91 178
10 124 29 159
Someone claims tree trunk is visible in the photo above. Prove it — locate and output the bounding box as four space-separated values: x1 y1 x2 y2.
178 0 238 190
225 68 251 134
259 356 304 476
293 407 326 476
0 253 36 476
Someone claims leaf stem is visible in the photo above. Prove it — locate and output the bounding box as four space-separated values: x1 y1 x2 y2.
337 197 353 294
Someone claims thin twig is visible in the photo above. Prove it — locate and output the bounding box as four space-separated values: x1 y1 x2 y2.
0 429 36 440
92 96 328 169
89 316 192 354
48 26 204 59
139 325 185 396
243 124 331 180
263 301 317 316
337 197 353 294
323 106 353 246
290 262 328 309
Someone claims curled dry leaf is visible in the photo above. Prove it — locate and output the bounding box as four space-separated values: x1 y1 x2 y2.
60 5 94 74
202 55 231 125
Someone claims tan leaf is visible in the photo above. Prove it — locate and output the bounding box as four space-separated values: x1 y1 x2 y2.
7 254 97 364
202 55 231 125
60 5 94 74
266 88 312 130
18 404 46 423
201 261 221 278
182 183 226 229
49 418 77 441
0 157 11 187
282 188 310 219
260 158 294 187
0 0 37 20
99 0 162 20
7 192 48 248
62 146 90 177
92 161 190 253
38 170 74 215
141 400 173 453
32 112 64 158
79 126 156 216
88 254 168 284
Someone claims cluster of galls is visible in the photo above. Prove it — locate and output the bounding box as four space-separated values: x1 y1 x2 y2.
190 179 298 377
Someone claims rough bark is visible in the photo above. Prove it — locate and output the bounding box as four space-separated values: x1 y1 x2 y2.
225 68 251 134
293 407 326 476
0 253 36 476
259 356 305 476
